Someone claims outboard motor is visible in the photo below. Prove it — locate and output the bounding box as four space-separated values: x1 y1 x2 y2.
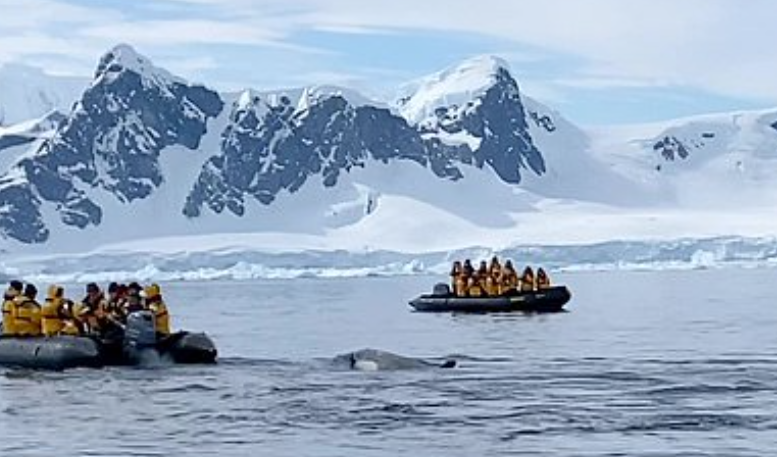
432 283 451 297
123 310 157 363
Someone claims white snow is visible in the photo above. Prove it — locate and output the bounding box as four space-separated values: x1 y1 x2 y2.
0 63 86 126
420 130 482 150
295 85 382 111
0 110 65 171
5 232 777 284
94 43 185 90
7 50 777 280
396 55 508 125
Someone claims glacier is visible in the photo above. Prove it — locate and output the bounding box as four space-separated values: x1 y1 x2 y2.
2 236 777 284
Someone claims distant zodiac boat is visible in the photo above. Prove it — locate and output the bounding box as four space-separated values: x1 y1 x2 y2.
0 311 217 370
409 283 571 313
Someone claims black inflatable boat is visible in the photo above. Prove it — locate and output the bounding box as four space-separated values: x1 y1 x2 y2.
409 284 571 313
0 335 103 370
0 311 217 370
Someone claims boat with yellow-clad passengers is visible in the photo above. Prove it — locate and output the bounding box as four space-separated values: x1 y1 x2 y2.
0 281 216 370
414 259 571 313
0 310 217 370
409 283 571 313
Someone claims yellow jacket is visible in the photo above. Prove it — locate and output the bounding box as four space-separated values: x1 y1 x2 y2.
2 298 18 335
14 297 42 336
74 296 107 334
520 269 535 292
536 269 551 289
148 300 171 336
42 297 79 336
454 275 469 297
501 269 519 293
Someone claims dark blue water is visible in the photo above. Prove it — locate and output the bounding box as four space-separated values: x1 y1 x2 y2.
2 269 777 456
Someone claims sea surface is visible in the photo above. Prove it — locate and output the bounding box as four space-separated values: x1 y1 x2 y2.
2 269 777 456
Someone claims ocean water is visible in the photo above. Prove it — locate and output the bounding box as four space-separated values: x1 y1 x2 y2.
2 269 777 456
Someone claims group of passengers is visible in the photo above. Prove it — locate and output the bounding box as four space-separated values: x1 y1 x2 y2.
450 256 551 297
1 280 171 338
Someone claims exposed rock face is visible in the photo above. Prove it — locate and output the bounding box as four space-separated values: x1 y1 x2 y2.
0 49 551 244
184 62 546 217
654 135 690 161
0 45 222 243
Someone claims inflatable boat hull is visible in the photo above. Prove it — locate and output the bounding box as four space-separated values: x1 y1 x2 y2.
409 286 571 313
158 332 218 364
0 331 217 369
0 336 102 369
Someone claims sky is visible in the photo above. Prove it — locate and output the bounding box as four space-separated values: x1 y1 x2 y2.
1 0 776 126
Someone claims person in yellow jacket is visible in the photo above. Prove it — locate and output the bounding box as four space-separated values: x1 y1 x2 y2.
500 261 519 294
145 283 171 336
466 273 483 297
2 280 24 335
15 284 42 337
536 267 551 290
520 266 535 292
455 268 470 297
41 285 80 336
450 261 463 296
74 283 107 335
487 256 502 296
468 261 489 297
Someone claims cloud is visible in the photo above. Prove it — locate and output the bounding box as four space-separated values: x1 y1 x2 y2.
2 0 777 111
255 0 777 102
554 77 674 91
0 0 122 30
80 20 288 47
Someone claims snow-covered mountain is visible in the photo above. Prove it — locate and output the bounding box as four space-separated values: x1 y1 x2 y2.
0 45 223 245
0 64 87 178
3 44 777 261
0 63 87 126
589 109 777 208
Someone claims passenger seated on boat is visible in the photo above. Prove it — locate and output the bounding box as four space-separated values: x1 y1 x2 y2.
468 262 489 297
124 293 145 316
450 261 463 296
105 282 131 323
460 259 476 296
144 283 171 336
487 256 502 296
2 280 24 336
500 261 519 294
15 284 42 337
536 267 551 290
121 282 148 316
463 259 475 277
478 261 488 277
105 282 120 313
75 283 108 335
484 275 498 296
455 269 470 297
42 285 79 336
520 266 535 292
128 282 145 307
467 273 484 297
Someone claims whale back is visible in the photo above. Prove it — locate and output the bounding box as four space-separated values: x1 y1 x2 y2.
333 348 450 371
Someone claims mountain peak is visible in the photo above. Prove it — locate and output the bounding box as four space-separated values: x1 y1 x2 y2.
448 54 510 79
396 54 513 125
94 43 182 86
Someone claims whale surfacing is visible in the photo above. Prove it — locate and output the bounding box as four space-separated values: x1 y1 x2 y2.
334 348 457 371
